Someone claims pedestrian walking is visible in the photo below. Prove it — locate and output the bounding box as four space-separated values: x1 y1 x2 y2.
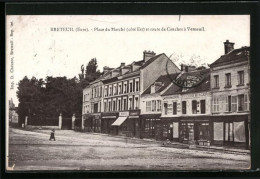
49 129 56 141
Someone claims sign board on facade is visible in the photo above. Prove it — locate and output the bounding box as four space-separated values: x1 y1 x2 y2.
119 111 129 117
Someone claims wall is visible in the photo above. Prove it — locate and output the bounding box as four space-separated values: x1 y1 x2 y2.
211 62 250 115
161 92 211 117
141 94 162 115
141 54 180 93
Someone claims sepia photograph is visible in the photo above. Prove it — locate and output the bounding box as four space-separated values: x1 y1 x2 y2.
6 15 251 171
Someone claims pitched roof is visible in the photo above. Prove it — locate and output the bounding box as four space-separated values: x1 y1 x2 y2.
162 68 210 96
140 53 164 69
210 46 250 67
142 73 180 95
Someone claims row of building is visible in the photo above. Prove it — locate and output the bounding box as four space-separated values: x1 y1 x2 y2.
82 40 250 148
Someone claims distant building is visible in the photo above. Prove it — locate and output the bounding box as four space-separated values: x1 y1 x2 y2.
209 40 250 148
82 51 180 137
9 98 18 124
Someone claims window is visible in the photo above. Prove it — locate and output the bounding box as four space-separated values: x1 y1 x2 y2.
152 100 156 112
118 99 121 111
164 103 168 115
113 100 116 111
123 99 127 110
200 100 206 114
238 71 244 85
130 82 133 92
104 87 108 97
104 102 107 112
173 102 177 115
182 101 186 114
124 84 127 93
225 73 231 87
94 103 98 113
109 86 112 96
231 96 237 112
238 94 245 111
146 101 151 112
136 80 139 91
129 98 132 110
97 87 99 97
192 100 197 114
118 84 122 94
100 87 102 97
214 75 219 88
91 88 94 98
114 85 117 95
108 101 111 112
225 95 232 112
135 97 139 109
225 122 234 142
157 100 162 111
213 96 219 112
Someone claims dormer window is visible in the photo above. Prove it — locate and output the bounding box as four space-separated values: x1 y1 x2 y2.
151 85 156 94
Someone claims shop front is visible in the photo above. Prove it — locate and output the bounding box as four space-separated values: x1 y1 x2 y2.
83 114 93 132
92 113 101 133
179 116 212 146
101 112 118 134
157 117 180 142
111 110 140 137
140 114 161 140
212 114 250 148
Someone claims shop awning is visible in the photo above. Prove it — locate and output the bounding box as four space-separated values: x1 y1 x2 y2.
111 116 127 126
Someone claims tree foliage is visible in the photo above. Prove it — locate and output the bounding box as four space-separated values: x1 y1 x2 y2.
17 58 102 124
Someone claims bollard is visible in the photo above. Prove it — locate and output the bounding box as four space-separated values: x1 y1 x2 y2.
72 114 76 130
58 113 62 129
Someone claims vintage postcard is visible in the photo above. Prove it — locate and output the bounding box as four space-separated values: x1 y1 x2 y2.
6 15 251 171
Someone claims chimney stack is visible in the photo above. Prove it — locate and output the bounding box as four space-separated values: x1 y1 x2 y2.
103 66 110 74
120 62 125 68
224 40 235 54
143 50 156 62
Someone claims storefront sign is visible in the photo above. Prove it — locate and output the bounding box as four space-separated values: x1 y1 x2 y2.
119 111 129 117
129 110 140 116
182 92 209 98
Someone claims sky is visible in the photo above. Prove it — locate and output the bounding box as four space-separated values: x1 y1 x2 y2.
6 15 250 105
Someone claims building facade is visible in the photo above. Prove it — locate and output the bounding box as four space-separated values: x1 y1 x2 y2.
82 67 113 132
209 40 250 148
82 51 180 137
81 41 250 149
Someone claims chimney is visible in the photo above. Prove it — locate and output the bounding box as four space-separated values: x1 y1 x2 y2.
103 66 110 74
181 64 188 72
224 40 235 54
143 50 156 62
120 62 125 68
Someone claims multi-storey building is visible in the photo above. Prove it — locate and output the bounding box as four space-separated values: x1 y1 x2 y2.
140 66 211 144
209 40 250 148
146 68 211 145
82 50 180 137
140 73 179 140
82 66 113 132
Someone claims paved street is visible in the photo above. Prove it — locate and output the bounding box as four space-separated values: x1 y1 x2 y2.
7 128 250 171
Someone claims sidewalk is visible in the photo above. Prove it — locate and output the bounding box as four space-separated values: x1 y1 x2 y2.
84 131 251 155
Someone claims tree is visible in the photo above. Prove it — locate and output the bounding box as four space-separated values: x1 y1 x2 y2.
86 58 98 75
16 76 44 125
